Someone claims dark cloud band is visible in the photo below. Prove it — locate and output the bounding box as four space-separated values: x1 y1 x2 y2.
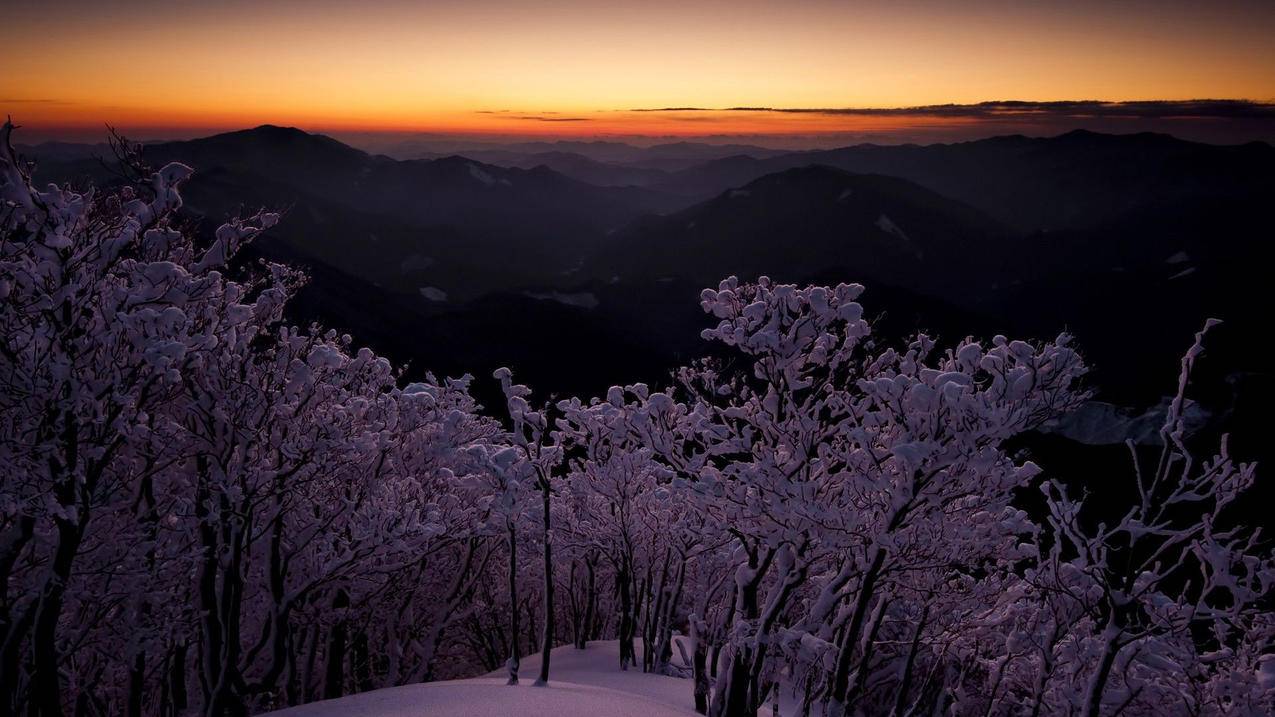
628 100 1275 120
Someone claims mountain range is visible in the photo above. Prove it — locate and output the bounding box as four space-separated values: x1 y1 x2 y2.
23 126 1273 454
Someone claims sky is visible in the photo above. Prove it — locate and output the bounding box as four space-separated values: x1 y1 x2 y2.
4 0 1275 145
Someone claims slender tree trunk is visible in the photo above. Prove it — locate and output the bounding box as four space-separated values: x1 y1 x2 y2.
710 548 770 717
745 552 806 708
30 512 86 717
890 605 928 717
322 590 350 700
826 547 886 717
417 540 484 683
351 631 372 694
654 558 687 674
644 550 672 672
167 641 188 717
525 598 538 653
284 626 301 706
203 494 248 717
1026 625 1059 717
31 417 90 717
535 482 554 686
195 470 217 712
567 562 583 649
583 555 597 645
302 624 320 702
691 614 710 715
1081 619 1123 717
506 522 520 685
617 558 635 670
716 591 757 717
127 650 145 717
846 596 889 708
0 516 35 717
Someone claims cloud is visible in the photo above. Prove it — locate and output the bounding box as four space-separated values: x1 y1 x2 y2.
629 107 714 112
475 110 591 122
0 98 73 105
510 115 591 122
628 100 1275 120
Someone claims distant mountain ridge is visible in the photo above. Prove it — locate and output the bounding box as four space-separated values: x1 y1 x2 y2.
34 125 687 301
591 165 1012 296
24 125 1273 423
652 129 1275 231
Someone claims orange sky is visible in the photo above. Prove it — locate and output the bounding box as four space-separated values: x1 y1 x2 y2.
4 0 1275 142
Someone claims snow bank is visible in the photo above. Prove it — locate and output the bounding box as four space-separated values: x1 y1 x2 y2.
261 678 698 717
260 641 698 717
489 640 694 709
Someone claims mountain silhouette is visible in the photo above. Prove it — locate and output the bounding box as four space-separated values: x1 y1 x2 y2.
593 165 1011 296
25 127 1272 423
656 130 1275 231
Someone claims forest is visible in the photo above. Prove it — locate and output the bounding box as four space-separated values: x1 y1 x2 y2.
1 118 1271 717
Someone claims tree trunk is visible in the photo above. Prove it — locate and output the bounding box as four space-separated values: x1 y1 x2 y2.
710 547 770 717
506 522 521 685
890 605 927 717
583 555 598 645
351 631 373 694
30 512 86 717
535 482 554 686
302 624 320 703
617 558 635 670
644 550 672 672
31 416 91 717
826 547 886 717
691 614 710 714
127 650 145 717
1081 619 1123 717
567 562 583 649
846 596 889 708
322 590 350 700
167 641 188 717
654 558 687 674
0 516 35 717
1026 623 1060 717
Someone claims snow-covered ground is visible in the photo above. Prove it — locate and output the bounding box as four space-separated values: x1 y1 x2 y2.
261 640 699 716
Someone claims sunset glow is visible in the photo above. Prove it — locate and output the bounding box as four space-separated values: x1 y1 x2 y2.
5 0 1275 142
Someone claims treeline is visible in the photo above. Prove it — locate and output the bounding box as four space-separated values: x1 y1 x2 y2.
1 122 1271 717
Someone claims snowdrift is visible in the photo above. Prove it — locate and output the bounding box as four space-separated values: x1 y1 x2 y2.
262 640 698 716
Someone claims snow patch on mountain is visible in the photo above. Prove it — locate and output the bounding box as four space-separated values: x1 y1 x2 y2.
419 286 448 302
875 213 911 243
468 163 498 186
1042 397 1208 446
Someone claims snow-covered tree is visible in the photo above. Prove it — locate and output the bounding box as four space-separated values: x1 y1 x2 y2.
1028 321 1274 717
492 368 565 686
666 277 1087 716
4 119 1270 717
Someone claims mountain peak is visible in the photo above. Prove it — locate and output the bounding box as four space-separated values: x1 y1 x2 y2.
1051 127 1184 146
249 124 305 134
738 164 852 189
